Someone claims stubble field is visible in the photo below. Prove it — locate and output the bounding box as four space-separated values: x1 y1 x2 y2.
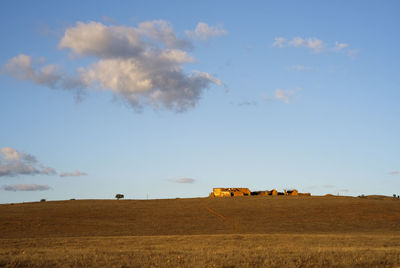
0 195 399 267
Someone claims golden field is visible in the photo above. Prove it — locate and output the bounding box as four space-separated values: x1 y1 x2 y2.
1 195 399 267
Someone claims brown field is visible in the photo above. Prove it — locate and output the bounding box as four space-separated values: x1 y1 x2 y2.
1 195 400 267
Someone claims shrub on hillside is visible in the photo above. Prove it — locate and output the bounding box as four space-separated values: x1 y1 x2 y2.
115 194 124 200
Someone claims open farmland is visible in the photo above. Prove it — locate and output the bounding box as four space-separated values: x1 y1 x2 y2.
1 195 400 267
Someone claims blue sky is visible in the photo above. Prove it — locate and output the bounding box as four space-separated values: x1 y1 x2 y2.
1 0 399 203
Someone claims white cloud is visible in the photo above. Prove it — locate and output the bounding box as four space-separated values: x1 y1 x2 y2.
0 147 56 177
60 170 87 177
59 22 144 58
305 38 324 53
3 20 223 112
80 58 220 111
287 37 324 53
185 22 227 40
59 20 192 57
275 89 295 103
1 147 31 161
289 37 305 47
3 54 85 101
138 20 192 49
389 171 400 175
2 184 51 191
4 54 63 88
272 37 286 48
273 36 354 54
169 178 196 184
335 41 349 50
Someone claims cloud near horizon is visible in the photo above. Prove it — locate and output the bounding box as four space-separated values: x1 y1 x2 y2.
169 178 196 184
60 170 87 177
3 20 225 112
388 170 400 175
2 184 51 191
0 147 56 177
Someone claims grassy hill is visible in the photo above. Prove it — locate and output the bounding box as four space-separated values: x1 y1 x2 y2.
1 195 399 238
1 196 400 267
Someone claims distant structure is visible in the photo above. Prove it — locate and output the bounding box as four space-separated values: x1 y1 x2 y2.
210 188 251 197
284 189 298 196
210 188 310 197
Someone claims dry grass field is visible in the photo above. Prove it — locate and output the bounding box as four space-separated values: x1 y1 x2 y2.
1 195 399 267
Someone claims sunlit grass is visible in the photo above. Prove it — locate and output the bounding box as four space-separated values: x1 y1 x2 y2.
1 234 399 267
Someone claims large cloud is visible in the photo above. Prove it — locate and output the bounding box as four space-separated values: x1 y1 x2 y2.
2 184 51 191
3 20 224 112
0 147 56 177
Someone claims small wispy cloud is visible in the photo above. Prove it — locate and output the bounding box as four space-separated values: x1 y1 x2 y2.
272 37 286 48
274 36 324 53
2 184 51 192
388 170 400 175
273 36 354 56
60 170 87 177
185 22 227 40
275 89 295 104
169 178 196 184
237 100 257 106
263 88 301 104
334 41 349 50
289 37 305 47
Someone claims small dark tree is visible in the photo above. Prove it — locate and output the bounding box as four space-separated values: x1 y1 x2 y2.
115 194 124 200
40 199 46 202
